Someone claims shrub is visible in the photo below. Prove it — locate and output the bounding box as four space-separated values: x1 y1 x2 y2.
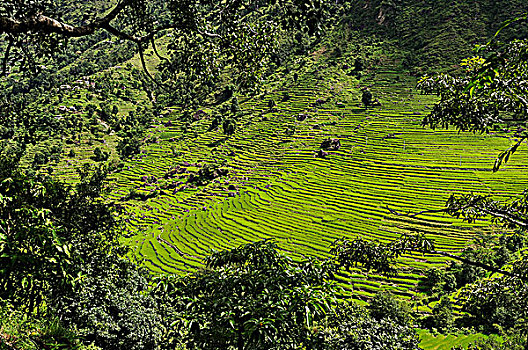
368 291 413 325
431 296 455 333
92 147 109 162
117 136 142 158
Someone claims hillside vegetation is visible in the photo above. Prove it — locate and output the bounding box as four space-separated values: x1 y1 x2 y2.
342 0 528 72
1 1 528 349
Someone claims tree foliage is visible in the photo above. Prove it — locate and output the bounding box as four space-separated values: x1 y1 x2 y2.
155 240 341 350
0 0 325 93
0 163 116 312
418 40 528 137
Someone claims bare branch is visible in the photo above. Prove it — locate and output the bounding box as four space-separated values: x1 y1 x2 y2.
151 36 169 63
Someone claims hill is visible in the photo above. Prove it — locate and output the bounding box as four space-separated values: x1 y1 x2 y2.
341 0 528 72
1 1 528 349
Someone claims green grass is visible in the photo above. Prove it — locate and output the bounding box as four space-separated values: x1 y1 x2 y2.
418 329 489 350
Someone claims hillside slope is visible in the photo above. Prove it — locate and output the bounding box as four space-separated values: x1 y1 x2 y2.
341 0 528 72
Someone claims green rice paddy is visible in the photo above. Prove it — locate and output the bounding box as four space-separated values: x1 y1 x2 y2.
56 61 528 300
418 330 489 350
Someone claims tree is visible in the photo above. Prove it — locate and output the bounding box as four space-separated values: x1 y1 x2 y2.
316 298 419 350
151 240 422 350
368 291 413 325
0 162 116 310
0 155 168 348
0 169 74 312
430 296 454 333
155 240 340 350
361 88 373 107
0 0 326 95
93 146 109 162
54 246 162 350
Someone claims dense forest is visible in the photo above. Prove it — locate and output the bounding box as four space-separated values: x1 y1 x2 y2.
1 1 528 349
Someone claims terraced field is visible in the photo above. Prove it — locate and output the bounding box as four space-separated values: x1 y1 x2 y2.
418 330 489 350
65 61 528 301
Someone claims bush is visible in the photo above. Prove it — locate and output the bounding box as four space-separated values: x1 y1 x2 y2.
431 296 455 333
368 291 413 325
0 301 97 350
117 136 142 158
318 302 420 350
32 150 49 166
222 118 237 136
92 147 109 162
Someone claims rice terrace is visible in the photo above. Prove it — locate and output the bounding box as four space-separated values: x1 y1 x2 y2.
107 63 528 297
2 1 528 349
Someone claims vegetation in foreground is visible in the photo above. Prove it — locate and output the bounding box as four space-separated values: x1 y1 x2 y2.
1 1 528 349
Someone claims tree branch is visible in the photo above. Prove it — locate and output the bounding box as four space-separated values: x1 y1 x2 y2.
100 22 142 43
0 0 174 83
433 249 527 282
0 14 95 36
480 206 528 228
136 42 170 94
2 36 13 76
507 86 528 111
0 0 134 37
151 36 169 63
